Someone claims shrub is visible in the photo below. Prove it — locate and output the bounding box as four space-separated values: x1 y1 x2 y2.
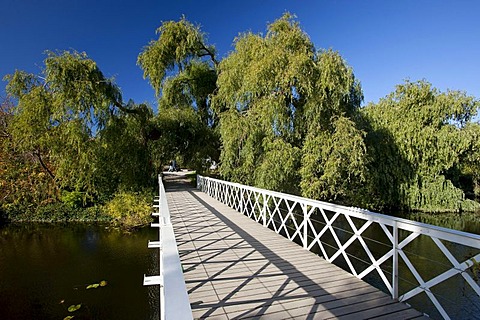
102 191 153 227
61 190 85 209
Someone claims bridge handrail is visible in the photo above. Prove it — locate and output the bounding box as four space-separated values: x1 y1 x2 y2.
198 175 480 246
145 175 193 320
197 174 480 320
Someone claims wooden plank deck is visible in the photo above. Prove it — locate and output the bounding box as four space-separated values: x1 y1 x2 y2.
164 174 427 320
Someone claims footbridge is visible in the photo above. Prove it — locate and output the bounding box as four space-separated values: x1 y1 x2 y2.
145 172 480 320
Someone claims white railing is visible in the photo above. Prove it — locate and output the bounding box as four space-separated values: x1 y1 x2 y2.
197 175 480 320
144 174 193 320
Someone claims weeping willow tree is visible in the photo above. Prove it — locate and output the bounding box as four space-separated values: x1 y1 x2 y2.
0 96 56 214
3 51 154 209
138 16 219 170
212 13 315 193
362 80 480 212
213 13 366 199
299 50 366 204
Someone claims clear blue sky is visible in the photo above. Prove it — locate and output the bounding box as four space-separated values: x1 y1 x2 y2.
2 0 479 109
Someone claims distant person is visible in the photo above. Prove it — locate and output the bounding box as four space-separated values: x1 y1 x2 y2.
168 161 174 172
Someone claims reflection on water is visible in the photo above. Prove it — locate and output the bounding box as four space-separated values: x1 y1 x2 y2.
399 211 480 235
0 223 159 320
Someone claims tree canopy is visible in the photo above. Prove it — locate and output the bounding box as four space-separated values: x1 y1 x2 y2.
362 80 480 211
213 13 367 202
212 13 479 212
2 51 155 221
137 16 220 170
138 16 217 126
2 13 480 225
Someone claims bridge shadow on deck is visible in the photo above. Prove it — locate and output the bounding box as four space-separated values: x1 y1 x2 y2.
163 173 424 320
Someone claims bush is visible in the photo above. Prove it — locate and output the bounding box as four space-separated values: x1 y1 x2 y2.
102 191 153 227
61 190 85 208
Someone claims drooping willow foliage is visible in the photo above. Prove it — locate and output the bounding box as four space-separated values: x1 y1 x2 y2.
212 14 480 212
1 18 220 223
361 80 480 212
1 13 479 224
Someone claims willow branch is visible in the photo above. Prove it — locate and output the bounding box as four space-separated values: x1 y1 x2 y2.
112 100 141 115
198 43 218 66
33 149 56 180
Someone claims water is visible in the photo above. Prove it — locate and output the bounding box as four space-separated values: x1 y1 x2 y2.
0 223 159 320
399 211 480 234
1 211 479 319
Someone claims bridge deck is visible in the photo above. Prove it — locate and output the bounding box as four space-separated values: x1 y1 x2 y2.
165 174 426 320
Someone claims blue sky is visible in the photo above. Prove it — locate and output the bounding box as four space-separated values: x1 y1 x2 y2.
2 0 479 109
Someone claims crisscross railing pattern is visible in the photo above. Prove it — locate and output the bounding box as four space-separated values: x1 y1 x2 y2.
197 175 480 320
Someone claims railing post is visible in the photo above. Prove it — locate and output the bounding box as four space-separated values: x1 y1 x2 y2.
302 203 308 249
262 193 267 227
392 221 399 300
240 188 244 215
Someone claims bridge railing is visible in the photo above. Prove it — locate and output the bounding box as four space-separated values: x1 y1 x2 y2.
197 175 480 320
144 174 193 320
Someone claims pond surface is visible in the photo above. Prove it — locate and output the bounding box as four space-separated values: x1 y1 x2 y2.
399 211 480 235
1 211 479 320
0 223 159 320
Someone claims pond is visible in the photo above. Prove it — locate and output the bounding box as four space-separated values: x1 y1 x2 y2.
0 223 159 320
1 211 479 319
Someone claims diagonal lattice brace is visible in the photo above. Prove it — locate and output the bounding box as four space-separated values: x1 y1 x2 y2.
398 249 450 320
276 199 302 241
267 196 284 233
400 238 480 320
306 207 337 257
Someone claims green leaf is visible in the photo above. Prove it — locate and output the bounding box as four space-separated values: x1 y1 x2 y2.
86 283 100 289
99 280 108 287
67 304 81 312
63 316 75 320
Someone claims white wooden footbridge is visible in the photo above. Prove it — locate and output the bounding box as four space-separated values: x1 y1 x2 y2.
144 172 480 320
